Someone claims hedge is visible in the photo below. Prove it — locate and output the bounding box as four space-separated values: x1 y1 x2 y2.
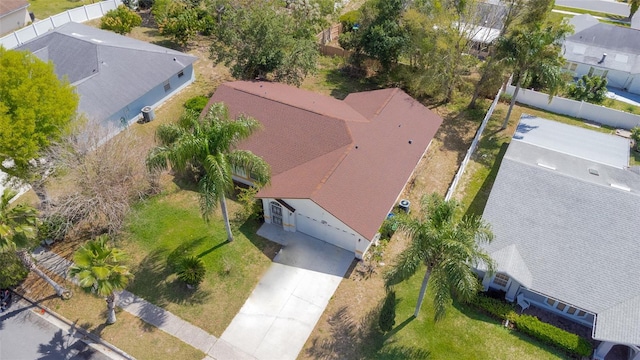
516 315 593 358
470 294 593 358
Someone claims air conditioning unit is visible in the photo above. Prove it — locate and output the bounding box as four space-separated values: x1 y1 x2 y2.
141 106 155 123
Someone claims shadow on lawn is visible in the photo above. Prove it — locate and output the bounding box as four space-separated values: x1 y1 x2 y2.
305 303 429 360
128 247 212 317
463 142 508 218
239 220 281 260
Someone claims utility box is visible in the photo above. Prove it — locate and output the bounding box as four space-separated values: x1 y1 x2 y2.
141 106 155 123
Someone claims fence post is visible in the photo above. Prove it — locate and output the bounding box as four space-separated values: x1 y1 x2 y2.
577 100 584 119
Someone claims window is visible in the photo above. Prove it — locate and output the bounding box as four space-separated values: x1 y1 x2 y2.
556 302 566 311
567 307 577 315
493 273 510 287
178 70 184 78
563 62 578 71
577 310 586 317
546 298 556 307
163 80 171 92
588 67 608 78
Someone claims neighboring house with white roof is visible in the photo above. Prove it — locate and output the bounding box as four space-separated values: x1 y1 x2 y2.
207 81 443 259
15 22 196 138
461 0 507 58
0 0 30 36
477 115 640 360
564 14 640 94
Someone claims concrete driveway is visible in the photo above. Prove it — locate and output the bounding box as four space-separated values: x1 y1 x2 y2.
213 224 354 360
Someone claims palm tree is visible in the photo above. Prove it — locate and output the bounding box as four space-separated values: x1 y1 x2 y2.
69 235 132 324
385 194 495 320
496 23 571 129
0 188 71 299
146 103 270 242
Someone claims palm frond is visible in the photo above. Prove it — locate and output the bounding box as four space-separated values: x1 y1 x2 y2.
227 150 271 186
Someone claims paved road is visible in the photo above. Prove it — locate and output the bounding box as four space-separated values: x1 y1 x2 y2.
556 0 630 17
0 297 109 360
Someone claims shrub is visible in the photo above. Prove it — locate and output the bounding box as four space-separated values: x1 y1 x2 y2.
339 10 360 31
37 214 69 245
184 95 209 113
566 75 608 104
631 126 640 151
101 5 142 35
470 294 518 323
175 256 206 288
516 314 593 357
0 252 29 288
379 290 397 332
379 216 398 241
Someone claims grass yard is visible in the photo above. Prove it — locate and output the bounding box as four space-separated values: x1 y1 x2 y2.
19 272 205 360
373 268 566 360
553 5 628 21
119 182 279 336
28 0 96 20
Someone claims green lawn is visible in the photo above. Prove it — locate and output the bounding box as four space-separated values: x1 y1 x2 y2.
361 266 568 359
28 0 96 20
553 5 628 21
119 183 278 336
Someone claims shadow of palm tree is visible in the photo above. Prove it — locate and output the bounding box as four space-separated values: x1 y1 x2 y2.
37 329 99 360
239 220 281 260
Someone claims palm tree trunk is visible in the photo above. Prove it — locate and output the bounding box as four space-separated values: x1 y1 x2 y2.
106 292 116 324
502 77 522 130
414 267 432 318
220 193 234 242
16 250 71 299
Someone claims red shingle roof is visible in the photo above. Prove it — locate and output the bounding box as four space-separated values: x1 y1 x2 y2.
208 81 443 240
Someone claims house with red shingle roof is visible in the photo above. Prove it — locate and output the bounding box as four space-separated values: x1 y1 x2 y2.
0 0 30 36
208 81 443 259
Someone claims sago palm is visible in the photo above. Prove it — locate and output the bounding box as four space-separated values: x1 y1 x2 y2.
146 103 270 242
0 188 71 298
69 235 132 324
385 194 495 320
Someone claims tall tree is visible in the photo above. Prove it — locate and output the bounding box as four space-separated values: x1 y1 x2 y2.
69 236 132 324
385 194 495 320
146 104 270 242
496 23 571 129
210 0 319 86
0 47 78 202
0 189 71 299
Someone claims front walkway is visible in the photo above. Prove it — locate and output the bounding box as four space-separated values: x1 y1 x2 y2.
211 224 354 360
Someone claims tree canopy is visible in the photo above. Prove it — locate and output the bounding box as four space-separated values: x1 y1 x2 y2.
385 194 495 320
146 104 270 241
0 47 78 181
209 0 319 86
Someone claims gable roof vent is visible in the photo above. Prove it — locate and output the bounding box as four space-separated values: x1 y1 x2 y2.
588 168 599 176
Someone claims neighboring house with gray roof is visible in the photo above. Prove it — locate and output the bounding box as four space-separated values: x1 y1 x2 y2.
477 115 640 360
0 0 30 36
564 14 640 94
16 22 196 138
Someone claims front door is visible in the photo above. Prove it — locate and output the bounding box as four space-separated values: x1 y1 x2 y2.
271 202 283 226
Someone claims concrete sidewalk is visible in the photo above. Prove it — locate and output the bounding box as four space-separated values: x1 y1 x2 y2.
31 247 250 360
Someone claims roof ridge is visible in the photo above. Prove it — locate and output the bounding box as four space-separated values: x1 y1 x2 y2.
372 87 399 118
310 144 353 198
224 83 366 123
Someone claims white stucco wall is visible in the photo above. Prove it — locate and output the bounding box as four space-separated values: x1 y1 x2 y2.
262 198 373 259
0 8 30 36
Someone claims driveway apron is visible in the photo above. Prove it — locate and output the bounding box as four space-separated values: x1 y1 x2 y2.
216 224 354 360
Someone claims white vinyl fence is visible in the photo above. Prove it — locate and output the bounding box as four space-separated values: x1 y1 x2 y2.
0 0 123 49
445 84 505 201
505 85 640 130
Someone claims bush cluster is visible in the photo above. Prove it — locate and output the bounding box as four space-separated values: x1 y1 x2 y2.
470 293 593 358
101 5 142 35
517 314 593 357
184 95 209 114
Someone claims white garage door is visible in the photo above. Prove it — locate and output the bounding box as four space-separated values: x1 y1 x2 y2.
296 213 356 252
